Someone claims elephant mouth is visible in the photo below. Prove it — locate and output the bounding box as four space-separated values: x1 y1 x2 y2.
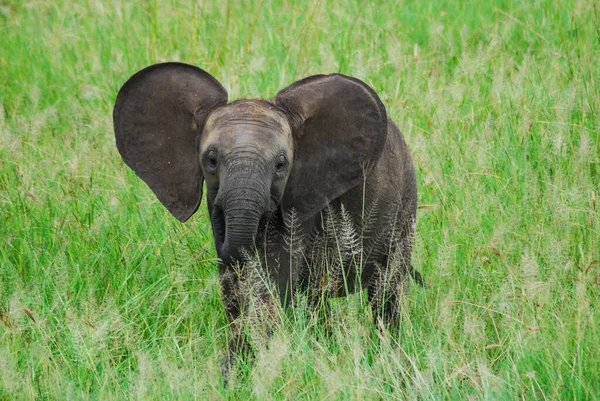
211 205 226 251
255 213 271 247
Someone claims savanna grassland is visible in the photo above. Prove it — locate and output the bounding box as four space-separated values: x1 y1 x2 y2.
1 0 599 399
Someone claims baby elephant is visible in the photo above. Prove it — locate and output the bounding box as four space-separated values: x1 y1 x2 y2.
114 62 422 363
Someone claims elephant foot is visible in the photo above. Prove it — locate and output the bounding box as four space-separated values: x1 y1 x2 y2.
220 354 234 387
411 267 426 288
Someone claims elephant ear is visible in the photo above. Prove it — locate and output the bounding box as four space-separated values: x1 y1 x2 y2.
275 74 388 221
114 62 228 222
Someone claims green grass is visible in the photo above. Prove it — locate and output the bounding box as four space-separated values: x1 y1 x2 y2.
1 0 599 399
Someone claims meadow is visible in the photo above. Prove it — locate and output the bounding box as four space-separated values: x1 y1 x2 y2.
1 0 598 399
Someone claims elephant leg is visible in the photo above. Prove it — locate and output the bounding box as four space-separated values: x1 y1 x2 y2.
219 262 281 386
304 285 334 339
367 265 403 327
218 266 247 386
367 229 417 327
367 264 424 327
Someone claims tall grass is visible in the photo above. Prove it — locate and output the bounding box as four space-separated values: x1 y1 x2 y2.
1 0 598 399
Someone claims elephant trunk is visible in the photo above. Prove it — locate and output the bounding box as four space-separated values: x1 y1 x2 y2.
214 184 270 265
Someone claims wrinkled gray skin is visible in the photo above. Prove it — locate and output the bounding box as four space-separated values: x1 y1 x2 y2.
114 62 422 381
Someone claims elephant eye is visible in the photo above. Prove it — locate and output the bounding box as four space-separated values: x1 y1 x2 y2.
205 149 218 171
275 154 287 173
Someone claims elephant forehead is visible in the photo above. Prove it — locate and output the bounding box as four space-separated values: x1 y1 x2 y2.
205 100 289 131
202 100 293 149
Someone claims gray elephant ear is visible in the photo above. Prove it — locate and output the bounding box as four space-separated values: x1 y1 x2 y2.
114 62 228 222
275 74 388 220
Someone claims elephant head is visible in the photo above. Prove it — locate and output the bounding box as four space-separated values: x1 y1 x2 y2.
114 62 388 266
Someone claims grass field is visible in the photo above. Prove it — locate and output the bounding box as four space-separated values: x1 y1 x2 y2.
1 0 599 399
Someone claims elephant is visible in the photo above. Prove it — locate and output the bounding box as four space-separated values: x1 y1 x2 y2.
113 62 422 374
